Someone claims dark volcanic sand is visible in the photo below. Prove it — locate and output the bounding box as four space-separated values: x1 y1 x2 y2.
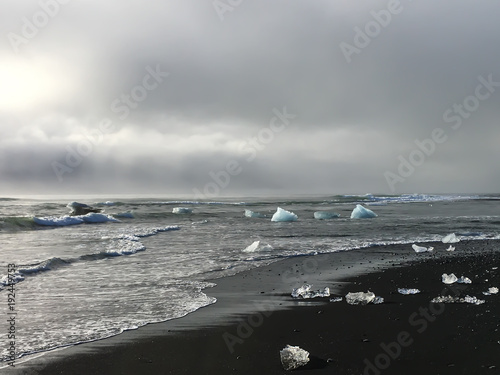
9 240 500 375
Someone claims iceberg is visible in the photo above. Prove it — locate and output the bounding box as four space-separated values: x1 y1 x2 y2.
345 291 376 305
441 273 458 284
313 211 340 220
242 240 273 253
483 287 499 296
244 209 267 218
271 207 298 222
291 284 330 299
398 288 421 295
446 245 455 252
350 204 377 219
412 244 434 253
442 233 460 243
172 207 192 214
280 345 310 371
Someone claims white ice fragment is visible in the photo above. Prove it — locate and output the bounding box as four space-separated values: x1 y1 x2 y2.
244 209 266 218
242 240 273 253
271 207 298 222
446 245 456 252
291 284 330 299
398 288 421 295
442 273 458 284
457 276 472 284
483 287 499 296
313 211 340 220
463 295 485 305
350 204 377 219
412 244 433 253
172 207 192 214
345 291 376 305
280 345 310 371
330 297 343 303
442 233 460 243
373 296 384 304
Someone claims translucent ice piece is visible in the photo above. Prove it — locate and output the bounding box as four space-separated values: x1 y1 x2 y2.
280 345 310 371
345 291 376 305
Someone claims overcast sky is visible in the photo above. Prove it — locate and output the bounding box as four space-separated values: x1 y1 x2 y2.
1 0 499 197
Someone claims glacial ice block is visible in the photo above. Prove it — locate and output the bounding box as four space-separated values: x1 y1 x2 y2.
313 211 340 220
291 284 330 299
483 287 499 296
441 273 458 284
242 240 273 253
446 245 456 252
345 291 376 305
280 345 310 371
244 209 266 218
412 244 434 253
271 207 298 222
172 207 193 214
398 288 421 295
442 233 460 243
350 204 377 219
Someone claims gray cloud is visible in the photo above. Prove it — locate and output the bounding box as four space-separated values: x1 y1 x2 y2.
1 0 499 196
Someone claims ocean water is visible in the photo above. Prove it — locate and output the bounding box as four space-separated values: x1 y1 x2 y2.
1 193 499 364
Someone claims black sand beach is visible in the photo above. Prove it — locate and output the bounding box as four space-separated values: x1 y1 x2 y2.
9 240 500 374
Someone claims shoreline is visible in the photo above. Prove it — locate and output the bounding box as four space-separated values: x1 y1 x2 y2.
6 239 500 374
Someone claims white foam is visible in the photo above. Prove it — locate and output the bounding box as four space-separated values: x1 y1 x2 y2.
172 207 193 214
244 209 266 218
33 213 118 227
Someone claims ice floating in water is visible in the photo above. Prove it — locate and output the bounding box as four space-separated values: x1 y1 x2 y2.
442 233 460 243
350 204 377 219
33 213 119 226
244 209 267 218
271 207 298 222
483 287 499 296
441 273 458 284
172 207 193 214
446 245 456 252
313 211 340 220
291 284 330 299
457 276 472 284
398 288 421 295
412 244 434 253
345 291 376 305
280 345 310 371
242 240 273 253
330 296 343 303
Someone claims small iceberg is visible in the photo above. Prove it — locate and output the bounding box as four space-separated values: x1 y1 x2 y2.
345 291 375 305
442 233 460 243
271 207 298 222
291 284 330 299
280 345 310 371
412 244 434 253
244 209 266 218
446 245 455 252
172 207 193 214
313 211 340 220
242 240 273 253
398 288 421 295
350 204 377 219
441 273 458 284
483 287 499 296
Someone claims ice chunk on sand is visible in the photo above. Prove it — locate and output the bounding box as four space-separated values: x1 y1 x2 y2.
398 288 421 295
457 276 472 284
431 295 485 305
172 207 192 214
271 207 298 222
330 297 343 302
280 345 310 371
313 211 340 220
412 244 434 253
442 233 460 243
446 245 456 252
483 287 499 296
244 209 266 218
345 291 376 305
350 204 377 219
442 273 458 284
291 284 330 299
242 240 273 253
373 296 384 304
463 295 485 305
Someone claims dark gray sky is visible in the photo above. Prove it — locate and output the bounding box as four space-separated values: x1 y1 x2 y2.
1 0 499 197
